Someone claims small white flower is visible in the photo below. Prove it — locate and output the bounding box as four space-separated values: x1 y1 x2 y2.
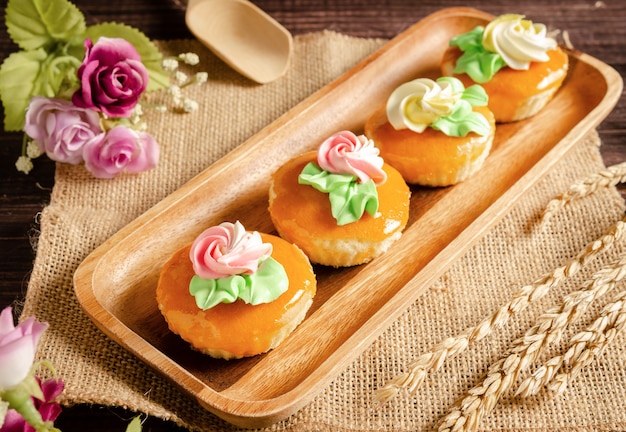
174 71 188 86
26 140 42 159
194 72 209 85
162 58 179 72
179 52 200 65
168 85 182 97
15 156 33 174
183 98 199 113
133 104 144 117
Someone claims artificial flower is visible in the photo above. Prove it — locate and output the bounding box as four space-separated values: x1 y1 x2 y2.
82 126 159 179
72 37 149 118
0 308 48 391
0 307 61 432
23 97 102 165
1 0 207 179
1 377 64 432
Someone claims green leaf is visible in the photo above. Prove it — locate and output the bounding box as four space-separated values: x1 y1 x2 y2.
0 49 48 131
85 23 169 91
6 0 86 51
125 415 144 432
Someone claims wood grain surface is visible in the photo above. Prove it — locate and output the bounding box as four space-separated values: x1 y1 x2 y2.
1 1 625 431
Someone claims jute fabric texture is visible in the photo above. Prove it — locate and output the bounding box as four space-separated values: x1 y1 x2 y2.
21 31 626 431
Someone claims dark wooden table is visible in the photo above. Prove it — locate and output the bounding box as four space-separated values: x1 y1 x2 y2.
1 1 624 430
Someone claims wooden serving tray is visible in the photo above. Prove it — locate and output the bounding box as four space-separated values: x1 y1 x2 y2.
73 7 623 428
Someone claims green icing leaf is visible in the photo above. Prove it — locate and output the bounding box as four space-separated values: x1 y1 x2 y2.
237 257 288 305
431 100 491 137
190 275 241 309
460 84 489 107
0 49 47 131
436 76 465 93
6 0 86 51
85 23 169 91
298 162 379 226
450 26 506 83
189 257 289 310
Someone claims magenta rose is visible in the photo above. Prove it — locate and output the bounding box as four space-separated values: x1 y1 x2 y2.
23 96 102 165
72 37 149 118
190 221 272 279
82 125 159 179
2 377 64 432
0 307 48 390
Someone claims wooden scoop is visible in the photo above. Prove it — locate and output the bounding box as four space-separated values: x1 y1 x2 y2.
185 0 293 83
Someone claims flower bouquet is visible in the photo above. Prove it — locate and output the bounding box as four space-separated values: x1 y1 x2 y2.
0 0 206 178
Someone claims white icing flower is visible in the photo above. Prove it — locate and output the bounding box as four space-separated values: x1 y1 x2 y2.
386 78 462 133
482 14 557 70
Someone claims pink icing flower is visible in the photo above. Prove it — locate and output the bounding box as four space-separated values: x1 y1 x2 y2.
317 131 387 185
23 97 102 165
190 221 272 280
2 377 64 432
72 37 149 118
0 307 48 390
82 126 159 179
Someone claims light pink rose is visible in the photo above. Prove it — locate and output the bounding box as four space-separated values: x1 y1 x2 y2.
190 221 272 279
72 37 149 118
82 126 159 179
0 307 48 390
23 96 102 165
317 131 387 185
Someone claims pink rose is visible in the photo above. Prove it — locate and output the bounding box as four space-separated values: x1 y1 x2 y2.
190 221 272 279
72 37 149 118
82 126 159 179
23 96 102 165
317 131 387 185
0 307 48 390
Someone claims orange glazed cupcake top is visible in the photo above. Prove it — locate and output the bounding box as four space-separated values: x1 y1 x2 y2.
156 222 316 358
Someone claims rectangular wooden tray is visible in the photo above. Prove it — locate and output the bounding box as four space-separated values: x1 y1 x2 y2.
73 7 623 428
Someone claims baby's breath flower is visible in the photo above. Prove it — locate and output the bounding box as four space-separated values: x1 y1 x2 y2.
183 98 199 113
194 72 209 85
26 140 42 159
179 52 200 65
168 85 182 98
15 156 33 174
162 58 179 72
174 70 189 86
129 104 145 125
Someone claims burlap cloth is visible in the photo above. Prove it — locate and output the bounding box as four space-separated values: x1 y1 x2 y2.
21 31 626 431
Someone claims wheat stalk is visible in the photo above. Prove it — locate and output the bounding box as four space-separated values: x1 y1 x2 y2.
374 218 626 406
541 162 626 226
517 287 626 397
437 253 626 432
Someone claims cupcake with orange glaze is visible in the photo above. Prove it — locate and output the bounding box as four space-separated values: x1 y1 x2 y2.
156 220 316 359
440 14 568 122
364 76 496 187
268 131 410 267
